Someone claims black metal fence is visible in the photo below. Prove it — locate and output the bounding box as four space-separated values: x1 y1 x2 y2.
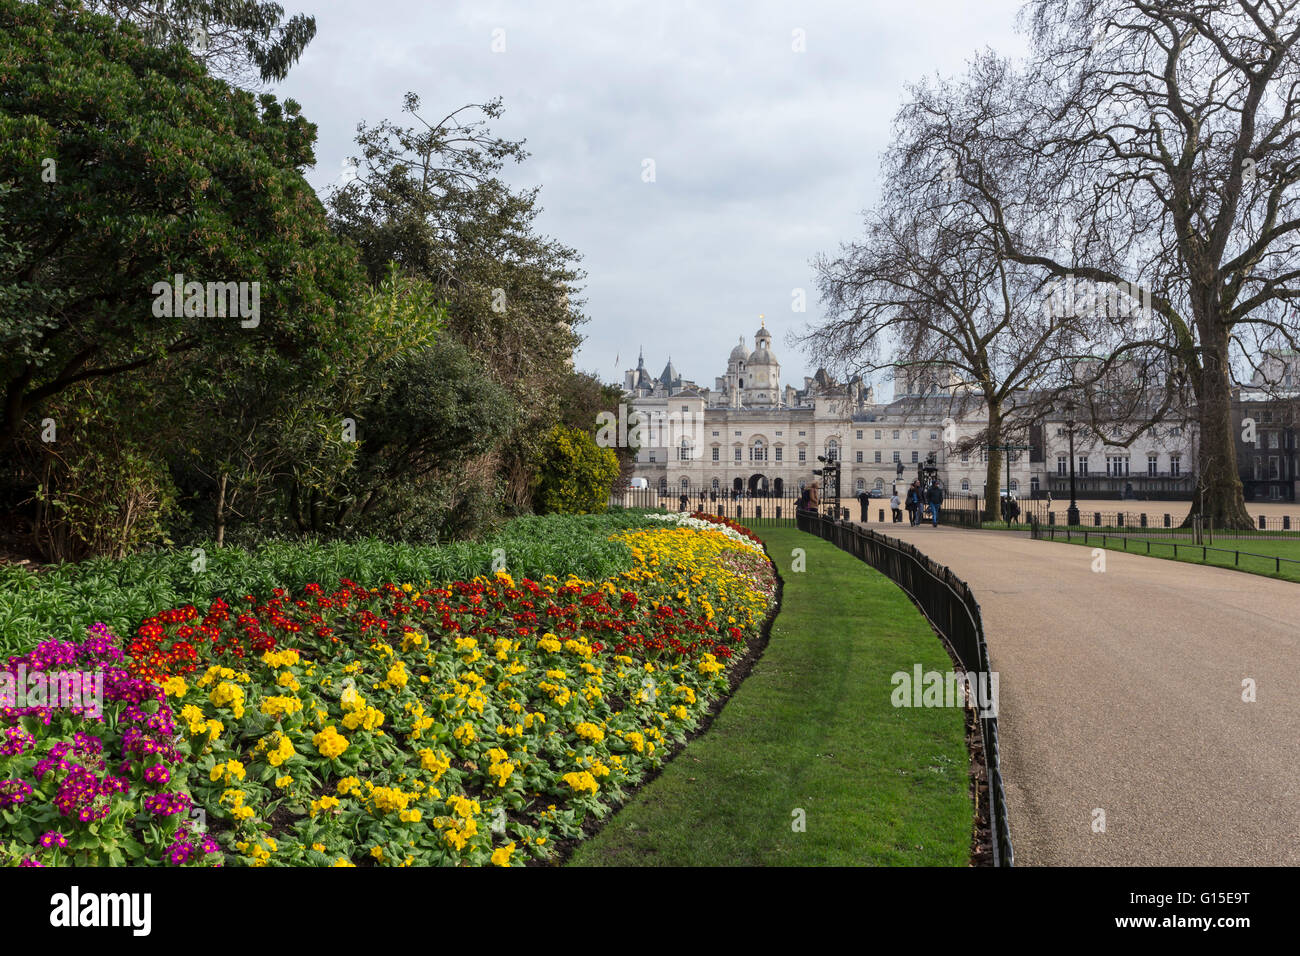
796 511 1014 867
1035 509 1300 539
1030 523 1300 577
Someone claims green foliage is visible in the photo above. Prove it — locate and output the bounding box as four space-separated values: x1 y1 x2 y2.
534 426 620 515
0 511 665 656
0 0 362 451
16 383 179 562
86 0 317 86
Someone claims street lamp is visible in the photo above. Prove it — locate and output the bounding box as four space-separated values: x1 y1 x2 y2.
1065 401 1080 527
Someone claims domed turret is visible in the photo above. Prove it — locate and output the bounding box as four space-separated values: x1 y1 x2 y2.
729 337 748 364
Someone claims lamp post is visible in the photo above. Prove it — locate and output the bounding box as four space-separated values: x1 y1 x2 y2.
1065 403 1080 527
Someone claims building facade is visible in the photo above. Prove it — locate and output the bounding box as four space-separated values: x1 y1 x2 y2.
621 326 1037 500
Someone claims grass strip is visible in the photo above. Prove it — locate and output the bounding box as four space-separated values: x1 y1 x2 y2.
568 525 972 866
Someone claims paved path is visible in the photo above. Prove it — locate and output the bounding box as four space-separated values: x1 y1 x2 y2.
871 524 1300 866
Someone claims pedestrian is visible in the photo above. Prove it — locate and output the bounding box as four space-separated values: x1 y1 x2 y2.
678 492 688 512
1008 497 1021 525
890 490 902 523
927 479 944 527
906 481 920 525
857 490 870 522
797 480 820 516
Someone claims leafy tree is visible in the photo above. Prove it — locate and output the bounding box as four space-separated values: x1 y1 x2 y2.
534 426 619 515
0 0 362 453
86 0 316 85
328 94 586 510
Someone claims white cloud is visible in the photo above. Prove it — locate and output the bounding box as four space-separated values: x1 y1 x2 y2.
275 0 1029 388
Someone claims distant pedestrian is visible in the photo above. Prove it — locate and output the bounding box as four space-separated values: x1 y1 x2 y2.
906 481 920 525
797 480 820 516
857 491 870 521
678 493 688 512
927 479 944 527
890 491 902 523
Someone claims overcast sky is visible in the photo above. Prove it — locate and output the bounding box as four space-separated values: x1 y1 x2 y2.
275 0 1029 397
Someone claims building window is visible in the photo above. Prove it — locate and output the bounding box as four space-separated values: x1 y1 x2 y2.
712 447 720 462
1078 456 1089 476
911 430 919 440
711 478 720 491
855 478 865 491
892 430 900 439
856 430 863 440
874 451 881 463
1170 455 1181 477
1147 455 1158 476
775 447 783 462
681 405 688 412
1057 455 1067 476
930 431 938 440
874 478 884 490
799 431 806 437
798 449 806 463
827 440 839 461
1169 427 1182 437
962 451 970 464
649 451 657 463
911 451 919 463
734 447 742 462
1009 479 1019 492
961 479 970 492
1105 455 1129 477
681 477 689 490
892 451 900 462
874 430 882 440
856 451 864 463
712 431 719 437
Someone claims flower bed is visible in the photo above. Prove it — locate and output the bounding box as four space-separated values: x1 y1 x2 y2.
0 515 775 867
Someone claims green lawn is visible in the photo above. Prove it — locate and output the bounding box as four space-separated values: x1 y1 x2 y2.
568 525 972 867
1035 528 1300 583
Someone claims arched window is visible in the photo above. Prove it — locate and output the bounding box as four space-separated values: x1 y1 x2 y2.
711 477 720 492
680 477 690 491
855 478 865 491
751 438 766 462
658 477 668 495
874 478 884 490
826 439 839 462
1009 479 1019 492
961 479 970 492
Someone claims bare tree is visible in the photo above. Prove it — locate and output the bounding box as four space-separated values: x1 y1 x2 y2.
895 2 1300 529
807 195 1079 520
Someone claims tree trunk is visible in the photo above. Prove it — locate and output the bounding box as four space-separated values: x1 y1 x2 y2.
215 472 228 548
1184 323 1253 530
983 404 1003 523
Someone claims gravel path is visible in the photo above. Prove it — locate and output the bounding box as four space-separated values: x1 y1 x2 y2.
875 524 1300 866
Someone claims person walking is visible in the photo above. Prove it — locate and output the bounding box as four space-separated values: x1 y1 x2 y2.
890 490 902 523
797 480 820 516
857 490 870 522
905 481 920 525
927 479 944 527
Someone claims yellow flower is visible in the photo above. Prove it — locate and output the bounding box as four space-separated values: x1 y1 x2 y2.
562 771 599 795
574 722 604 743
162 676 187 698
332 858 356 867
312 726 349 760
491 842 516 867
